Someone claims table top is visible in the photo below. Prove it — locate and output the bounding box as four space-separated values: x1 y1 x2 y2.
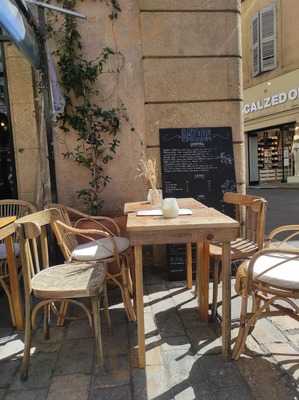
125 199 239 233
124 198 206 215
0 216 16 229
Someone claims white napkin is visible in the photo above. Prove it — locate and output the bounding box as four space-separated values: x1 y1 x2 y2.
136 209 192 216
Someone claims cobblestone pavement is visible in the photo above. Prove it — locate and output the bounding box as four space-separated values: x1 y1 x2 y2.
1 266 299 400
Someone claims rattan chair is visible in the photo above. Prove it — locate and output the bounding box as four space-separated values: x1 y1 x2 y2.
233 224 299 359
0 199 36 326
210 192 267 320
17 209 107 380
47 203 136 322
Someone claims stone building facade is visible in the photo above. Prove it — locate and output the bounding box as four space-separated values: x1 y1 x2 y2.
242 0 299 185
1 0 244 213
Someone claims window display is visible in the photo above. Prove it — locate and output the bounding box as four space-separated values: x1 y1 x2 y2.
248 123 295 185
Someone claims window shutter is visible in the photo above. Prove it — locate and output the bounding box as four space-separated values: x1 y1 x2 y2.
260 3 277 72
252 13 260 77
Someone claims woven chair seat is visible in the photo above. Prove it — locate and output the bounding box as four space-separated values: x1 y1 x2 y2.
236 252 299 293
71 237 130 261
32 262 106 299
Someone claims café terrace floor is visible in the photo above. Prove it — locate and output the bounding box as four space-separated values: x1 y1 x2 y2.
1 265 299 400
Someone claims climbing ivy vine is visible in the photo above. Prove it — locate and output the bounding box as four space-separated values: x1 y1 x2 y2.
47 0 126 214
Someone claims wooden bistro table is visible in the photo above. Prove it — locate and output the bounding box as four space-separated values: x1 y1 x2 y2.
0 216 24 330
125 198 239 368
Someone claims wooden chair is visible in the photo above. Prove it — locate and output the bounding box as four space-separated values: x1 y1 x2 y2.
210 192 267 320
16 209 107 380
233 225 299 359
47 203 136 322
0 199 36 326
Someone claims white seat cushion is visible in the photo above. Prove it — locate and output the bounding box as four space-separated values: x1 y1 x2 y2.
71 237 130 261
251 252 299 290
0 243 20 260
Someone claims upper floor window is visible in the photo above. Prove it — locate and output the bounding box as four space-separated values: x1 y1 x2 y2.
252 3 277 77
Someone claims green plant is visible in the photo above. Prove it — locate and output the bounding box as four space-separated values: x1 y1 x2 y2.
48 0 125 214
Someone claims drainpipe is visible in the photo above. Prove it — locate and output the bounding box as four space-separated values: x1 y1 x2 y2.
37 7 58 203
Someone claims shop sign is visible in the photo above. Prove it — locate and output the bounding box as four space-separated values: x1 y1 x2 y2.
243 87 299 114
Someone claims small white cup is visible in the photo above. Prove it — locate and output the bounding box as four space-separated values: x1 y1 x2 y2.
162 198 179 218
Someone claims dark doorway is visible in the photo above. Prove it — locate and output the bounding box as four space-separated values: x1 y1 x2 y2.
0 43 17 199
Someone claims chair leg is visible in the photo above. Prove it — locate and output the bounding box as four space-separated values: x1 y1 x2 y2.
124 254 134 297
0 278 16 327
120 262 136 322
20 297 32 381
232 288 249 360
211 259 220 321
57 301 69 327
103 282 112 332
43 304 50 340
91 296 104 367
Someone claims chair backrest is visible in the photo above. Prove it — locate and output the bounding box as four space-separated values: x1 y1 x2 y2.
0 200 37 242
224 192 267 249
0 199 36 218
16 209 61 294
45 203 79 259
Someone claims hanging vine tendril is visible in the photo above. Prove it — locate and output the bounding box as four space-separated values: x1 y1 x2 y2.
47 0 126 214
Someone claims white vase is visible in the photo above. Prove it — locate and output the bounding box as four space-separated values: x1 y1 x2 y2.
147 189 162 206
162 198 179 218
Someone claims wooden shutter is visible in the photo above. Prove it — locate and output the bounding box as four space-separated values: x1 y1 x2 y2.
252 13 260 77
260 3 277 72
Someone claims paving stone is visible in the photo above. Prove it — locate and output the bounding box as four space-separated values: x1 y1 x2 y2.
33 327 65 344
132 368 147 400
103 323 129 356
4 389 48 400
0 334 24 360
47 373 91 400
195 356 247 390
265 342 299 384
270 316 299 332
212 385 253 400
186 324 218 354
163 351 200 388
0 359 20 388
287 333 299 350
65 320 93 340
174 385 196 400
11 352 56 390
144 365 171 400
251 319 286 344
93 354 130 389
170 288 197 308
91 385 132 400
54 339 94 375
154 309 186 338
237 356 299 400
144 311 157 335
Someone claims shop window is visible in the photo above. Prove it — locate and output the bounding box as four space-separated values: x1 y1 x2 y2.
252 3 277 77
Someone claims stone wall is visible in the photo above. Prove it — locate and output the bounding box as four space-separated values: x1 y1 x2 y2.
139 0 245 193
53 0 147 214
3 0 244 211
4 44 39 203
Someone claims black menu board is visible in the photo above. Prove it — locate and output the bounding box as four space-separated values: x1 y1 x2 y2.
160 127 236 280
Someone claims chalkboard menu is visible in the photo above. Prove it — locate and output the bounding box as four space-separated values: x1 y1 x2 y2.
160 127 236 280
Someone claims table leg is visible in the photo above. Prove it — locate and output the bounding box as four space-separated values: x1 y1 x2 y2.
5 236 24 330
134 245 145 368
197 240 209 321
222 241 232 358
186 243 193 289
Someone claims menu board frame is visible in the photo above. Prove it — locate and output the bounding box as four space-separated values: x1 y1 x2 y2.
159 126 237 280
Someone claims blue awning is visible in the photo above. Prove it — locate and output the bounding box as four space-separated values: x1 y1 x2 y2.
0 0 40 68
